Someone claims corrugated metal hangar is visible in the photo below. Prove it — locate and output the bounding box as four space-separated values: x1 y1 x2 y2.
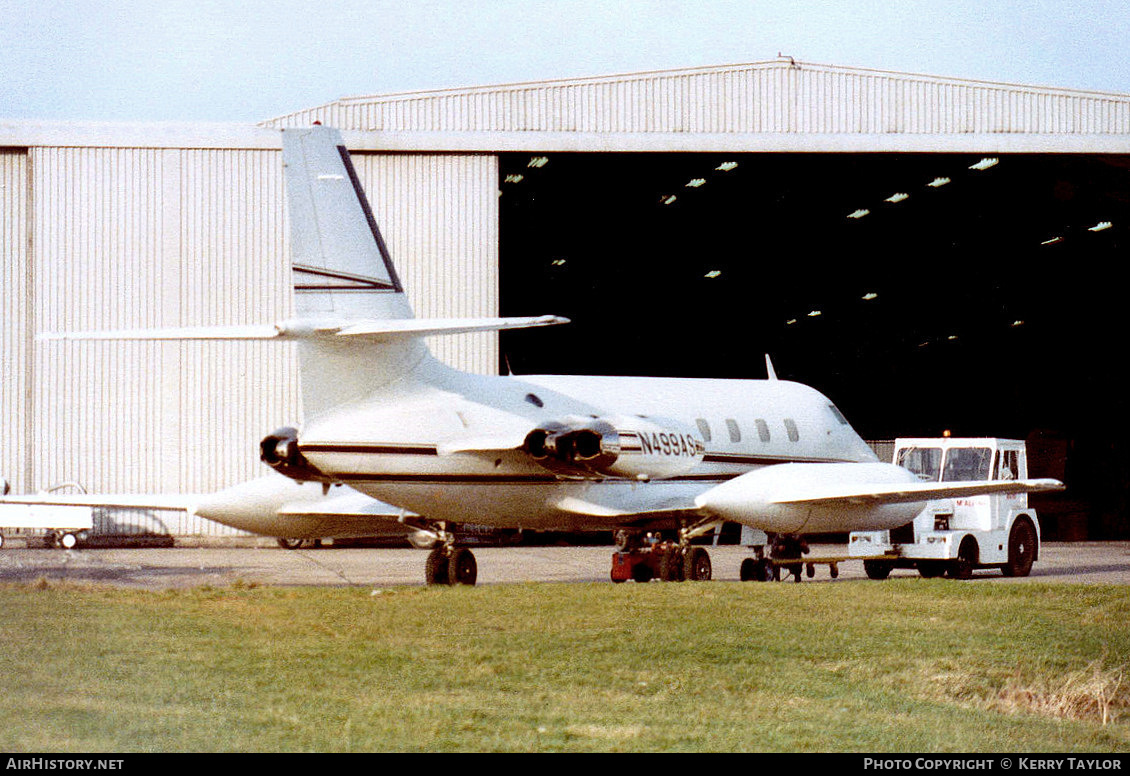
3 59 1130 538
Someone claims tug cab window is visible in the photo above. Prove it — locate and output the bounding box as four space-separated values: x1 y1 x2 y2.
942 447 993 482
897 447 942 482
996 449 1020 481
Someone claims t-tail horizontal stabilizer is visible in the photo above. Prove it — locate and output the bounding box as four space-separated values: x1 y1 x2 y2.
38 315 569 342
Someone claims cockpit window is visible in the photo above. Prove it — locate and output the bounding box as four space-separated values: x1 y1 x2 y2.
942 447 993 482
828 404 849 425
897 446 942 482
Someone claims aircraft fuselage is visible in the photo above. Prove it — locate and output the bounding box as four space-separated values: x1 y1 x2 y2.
295 359 880 532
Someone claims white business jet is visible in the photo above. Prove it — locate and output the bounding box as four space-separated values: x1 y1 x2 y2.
39 126 1063 584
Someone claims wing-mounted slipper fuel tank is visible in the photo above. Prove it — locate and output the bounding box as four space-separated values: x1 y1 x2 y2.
694 461 1065 535
694 462 930 534
522 414 705 480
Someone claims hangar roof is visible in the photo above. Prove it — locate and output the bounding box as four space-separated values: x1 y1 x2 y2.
4 60 1128 152
263 59 1130 153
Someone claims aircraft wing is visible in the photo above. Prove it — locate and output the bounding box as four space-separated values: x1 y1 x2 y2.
767 477 1065 507
0 493 198 511
694 461 1065 534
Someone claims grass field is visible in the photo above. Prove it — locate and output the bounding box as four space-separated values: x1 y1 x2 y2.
0 578 1127 752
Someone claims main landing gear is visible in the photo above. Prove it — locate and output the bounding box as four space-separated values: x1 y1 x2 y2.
423 523 477 586
609 521 718 583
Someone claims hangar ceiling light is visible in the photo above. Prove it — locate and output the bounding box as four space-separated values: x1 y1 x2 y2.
847 208 870 219
716 161 739 172
969 158 999 171
862 292 878 301
527 156 549 168
1088 221 1113 232
926 177 951 188
884 192 909 203
686 178 706 188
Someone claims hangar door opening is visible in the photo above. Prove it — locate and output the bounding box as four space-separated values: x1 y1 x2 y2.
498 152 1130 539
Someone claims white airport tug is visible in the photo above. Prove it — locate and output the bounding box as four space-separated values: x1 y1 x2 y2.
848 437 1042 580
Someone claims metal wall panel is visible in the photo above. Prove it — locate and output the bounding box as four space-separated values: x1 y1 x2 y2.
15 145 498 534
267 61 1130 138
31 147 169 497
0 149 29 494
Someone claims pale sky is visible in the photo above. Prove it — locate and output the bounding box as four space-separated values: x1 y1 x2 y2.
2 0 1129 123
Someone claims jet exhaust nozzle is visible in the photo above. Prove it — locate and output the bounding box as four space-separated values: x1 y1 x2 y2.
522 415 703 480
259 427 331 483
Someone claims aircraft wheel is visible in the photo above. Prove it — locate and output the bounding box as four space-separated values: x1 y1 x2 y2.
863 560 892 580
740 557 771 582
277 538 304 550
739 557 756 581
631 562 654 583
1002 519 1036 578
658 547 685 582
59 532 77 550
425 547 449 586
447 547 477 586
683 547 712 581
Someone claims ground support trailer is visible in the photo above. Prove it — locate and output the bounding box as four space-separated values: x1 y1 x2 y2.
0 503 95 550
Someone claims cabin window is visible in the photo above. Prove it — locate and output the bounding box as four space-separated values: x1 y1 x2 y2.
755 419 770 443
695 418 712 443
784 419 800 442
524 393 544 408
725 419 741 443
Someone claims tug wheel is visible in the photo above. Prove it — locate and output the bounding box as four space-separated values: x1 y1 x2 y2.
1002 519 1036 578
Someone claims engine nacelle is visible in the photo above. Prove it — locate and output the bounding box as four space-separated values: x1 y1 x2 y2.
523 414 704 480
259 427 331 483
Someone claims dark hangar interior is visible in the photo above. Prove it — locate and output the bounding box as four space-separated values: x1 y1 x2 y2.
498 152 1130 539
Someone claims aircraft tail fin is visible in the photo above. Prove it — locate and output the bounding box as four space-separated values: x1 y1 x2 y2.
39 126 569 421
282 124 413 322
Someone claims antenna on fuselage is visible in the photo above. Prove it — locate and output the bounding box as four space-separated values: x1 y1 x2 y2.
765 354 778 381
